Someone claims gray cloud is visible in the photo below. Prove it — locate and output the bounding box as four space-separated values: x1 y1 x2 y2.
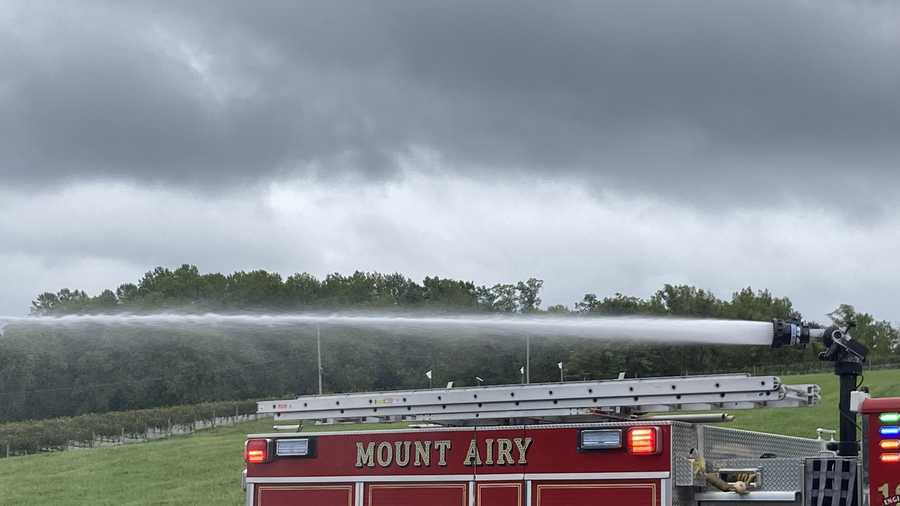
3 1 900 320
3 1 900 207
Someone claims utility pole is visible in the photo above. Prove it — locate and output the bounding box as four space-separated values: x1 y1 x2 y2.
525 335 531 384
317 325 323 395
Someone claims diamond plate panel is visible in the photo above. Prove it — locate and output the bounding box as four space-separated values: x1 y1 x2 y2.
707 457 805 492
672 422 700 487
703 426 825 460
671 485 695 506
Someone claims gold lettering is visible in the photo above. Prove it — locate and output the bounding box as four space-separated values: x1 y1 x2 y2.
414 440 432 467
356 442 375 468
496 439 514 465
376 441 393 467
434 440 451 466
484 438 494 465
514 437 533 464
463 439 482 466
395 441 411 467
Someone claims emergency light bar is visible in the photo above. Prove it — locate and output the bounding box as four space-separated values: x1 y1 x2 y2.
873 402 900 465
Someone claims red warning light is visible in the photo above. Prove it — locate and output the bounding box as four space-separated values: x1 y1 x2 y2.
627 427 660 455
880 453 900 464
245 438 271 464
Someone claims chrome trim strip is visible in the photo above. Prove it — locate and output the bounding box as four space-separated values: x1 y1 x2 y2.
523 472 669 481
246 471 669 484
245 483 254 506
694 491 799 502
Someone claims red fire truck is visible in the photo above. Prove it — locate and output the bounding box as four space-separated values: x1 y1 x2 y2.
242 322 899 506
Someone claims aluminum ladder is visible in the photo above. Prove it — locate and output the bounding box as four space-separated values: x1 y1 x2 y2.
258 373 820 425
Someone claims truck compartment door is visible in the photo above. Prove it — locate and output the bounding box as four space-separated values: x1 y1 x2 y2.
533 480 660 506
476 482 524 506
255 483 355 506
366 483 468 506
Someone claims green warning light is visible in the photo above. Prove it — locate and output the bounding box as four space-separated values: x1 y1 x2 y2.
881 413 900 423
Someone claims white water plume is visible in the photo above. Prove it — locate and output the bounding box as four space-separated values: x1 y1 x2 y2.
0 313 775 346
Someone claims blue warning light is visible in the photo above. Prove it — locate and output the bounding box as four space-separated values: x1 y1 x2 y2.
880 426 900 437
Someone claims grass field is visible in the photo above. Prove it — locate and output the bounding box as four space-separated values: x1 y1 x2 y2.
2 368 899 505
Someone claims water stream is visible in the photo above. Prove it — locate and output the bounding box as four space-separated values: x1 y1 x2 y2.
0 313 774 345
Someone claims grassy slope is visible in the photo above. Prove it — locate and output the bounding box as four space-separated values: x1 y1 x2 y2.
727 368 900 437
1 369 899 505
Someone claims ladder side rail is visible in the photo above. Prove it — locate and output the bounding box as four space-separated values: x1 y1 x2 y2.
273 396 816 424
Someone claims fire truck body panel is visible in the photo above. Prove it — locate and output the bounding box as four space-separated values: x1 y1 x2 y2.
245 422 673 506
243 419 849 505
246 423 672 478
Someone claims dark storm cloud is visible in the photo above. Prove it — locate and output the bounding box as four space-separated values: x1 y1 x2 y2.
3 0 900 202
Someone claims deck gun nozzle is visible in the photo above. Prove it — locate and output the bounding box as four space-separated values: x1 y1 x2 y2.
770 319 867 362
771 319 815 348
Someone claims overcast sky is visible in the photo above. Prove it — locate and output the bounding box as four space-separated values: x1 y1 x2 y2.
2 0 899 320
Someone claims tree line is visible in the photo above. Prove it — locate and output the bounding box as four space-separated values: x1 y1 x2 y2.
30 265 545 314
1 265 896 423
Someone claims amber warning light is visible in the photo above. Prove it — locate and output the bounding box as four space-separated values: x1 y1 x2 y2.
879 440 900 450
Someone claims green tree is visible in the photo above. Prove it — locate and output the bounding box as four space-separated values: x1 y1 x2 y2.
517 278 544 312
30 292 60 314
829 304 899 357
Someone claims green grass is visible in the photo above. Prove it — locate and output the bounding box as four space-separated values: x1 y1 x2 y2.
0 419 407 506
726 368 900 437
1 369 899 505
